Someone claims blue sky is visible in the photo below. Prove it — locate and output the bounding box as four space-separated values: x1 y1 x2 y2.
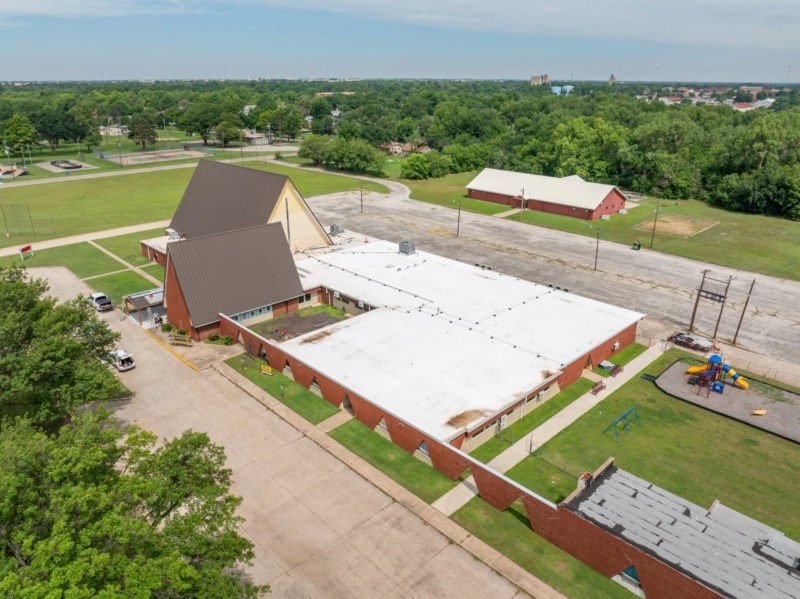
1 0 798 82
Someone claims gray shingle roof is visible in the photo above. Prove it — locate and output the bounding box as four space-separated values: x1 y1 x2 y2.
170 160 289 239
568 467 800 598
167 223 303 327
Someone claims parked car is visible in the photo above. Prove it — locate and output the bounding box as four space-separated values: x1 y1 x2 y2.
89 292 113 312
667 332 714 352
108 349 135 372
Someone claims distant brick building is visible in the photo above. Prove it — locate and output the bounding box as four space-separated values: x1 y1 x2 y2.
466 168 628 221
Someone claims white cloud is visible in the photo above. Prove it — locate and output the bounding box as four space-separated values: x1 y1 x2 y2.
1 0 799 51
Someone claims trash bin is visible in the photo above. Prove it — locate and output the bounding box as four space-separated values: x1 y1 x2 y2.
631 240 641 251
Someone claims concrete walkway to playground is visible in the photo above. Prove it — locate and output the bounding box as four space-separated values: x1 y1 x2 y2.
432 343 667 516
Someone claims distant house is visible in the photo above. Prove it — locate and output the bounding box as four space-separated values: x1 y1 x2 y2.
731 102 755 112
416 145 431 154
466 168 627 221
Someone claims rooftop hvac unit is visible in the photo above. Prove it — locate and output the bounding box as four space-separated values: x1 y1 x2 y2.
399 240 415 255
329 223 345 234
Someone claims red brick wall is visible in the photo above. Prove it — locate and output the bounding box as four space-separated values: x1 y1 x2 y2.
468 187 628 222
522 499 720 599
557 322 638 388
164 259 194 336
140 242 167 265
471 461 524 510
590 189 627 220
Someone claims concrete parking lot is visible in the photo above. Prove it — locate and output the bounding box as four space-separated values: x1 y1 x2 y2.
308 184 800 376
35 266 539 599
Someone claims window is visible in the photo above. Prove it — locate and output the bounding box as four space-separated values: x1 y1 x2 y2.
416 440 429 456
298 293 312 304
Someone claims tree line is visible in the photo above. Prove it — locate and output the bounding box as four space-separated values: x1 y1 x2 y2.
2 79 800 217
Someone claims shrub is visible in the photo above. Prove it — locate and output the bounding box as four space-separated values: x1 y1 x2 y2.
161 322 174 332
221 335 233 346
176 328 187 336
274 152 283 160
208 332 220 341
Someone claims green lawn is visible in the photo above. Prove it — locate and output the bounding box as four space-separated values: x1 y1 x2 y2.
404 171 511 216
505 349 800 540
330 419 458 503
85 270 158 305
0 243 123 278
469 379 595 464
0 161 387 249
140 263 165 282
224 354 339 424
593 342 648 378
511 196 800 281
247 162 389 196
94 228 166 266
0 169 192 248
453 497 632 599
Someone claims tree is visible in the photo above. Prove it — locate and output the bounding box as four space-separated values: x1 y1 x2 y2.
0 266 120 429
178 101 223 145
2 113 37 154
400 154 429 179
298 134 330 166
0 410 269 598
128 112 158 150
424 151 454 178
215 115 243 148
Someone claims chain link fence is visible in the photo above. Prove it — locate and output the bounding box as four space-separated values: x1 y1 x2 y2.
0 204 55 237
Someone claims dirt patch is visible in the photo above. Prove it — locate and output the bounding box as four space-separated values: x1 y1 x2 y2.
446 409 492 428
634 213 718 236
655 361 800 443
249 309 347 343
300 329 335 344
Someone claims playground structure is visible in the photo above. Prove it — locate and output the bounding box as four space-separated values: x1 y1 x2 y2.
686 354 748 397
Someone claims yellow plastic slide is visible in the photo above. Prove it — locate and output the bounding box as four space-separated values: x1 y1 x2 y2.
686 364 710 375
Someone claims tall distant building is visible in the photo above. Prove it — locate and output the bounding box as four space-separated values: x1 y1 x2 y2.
608 74 617 85
530 74 550 86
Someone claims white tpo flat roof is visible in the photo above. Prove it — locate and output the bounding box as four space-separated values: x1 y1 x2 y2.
280 240 644 442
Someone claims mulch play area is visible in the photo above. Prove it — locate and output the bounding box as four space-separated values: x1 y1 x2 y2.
655 361 800 443
248 308 349 343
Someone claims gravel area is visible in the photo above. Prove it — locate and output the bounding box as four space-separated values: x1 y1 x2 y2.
655 361 800 443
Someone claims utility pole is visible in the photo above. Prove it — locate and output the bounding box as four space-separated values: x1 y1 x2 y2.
688 270 709 332
593 228 600 272
456 200 462 237
712 276 733 339
650 202 660 248
732 279 756 345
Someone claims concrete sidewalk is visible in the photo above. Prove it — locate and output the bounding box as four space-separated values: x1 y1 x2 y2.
0 220 170 258
433 344 666 516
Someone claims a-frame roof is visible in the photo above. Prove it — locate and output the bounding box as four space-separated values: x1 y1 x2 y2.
167 223 303 327
169 160 290 239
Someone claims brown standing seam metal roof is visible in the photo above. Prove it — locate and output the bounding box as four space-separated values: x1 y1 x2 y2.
170 160 289 239
167 223 304 327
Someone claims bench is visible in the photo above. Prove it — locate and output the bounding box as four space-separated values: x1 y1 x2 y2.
591 381 607 395
168 333 193 347
610 365 624 377
260 364 273 376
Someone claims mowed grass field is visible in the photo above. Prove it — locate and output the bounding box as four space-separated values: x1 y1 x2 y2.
0 161 387 249
505 349 800 541
401 171 800 281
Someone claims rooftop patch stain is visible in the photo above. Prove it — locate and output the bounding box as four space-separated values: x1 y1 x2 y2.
447 409 492 428
300 329 334 344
